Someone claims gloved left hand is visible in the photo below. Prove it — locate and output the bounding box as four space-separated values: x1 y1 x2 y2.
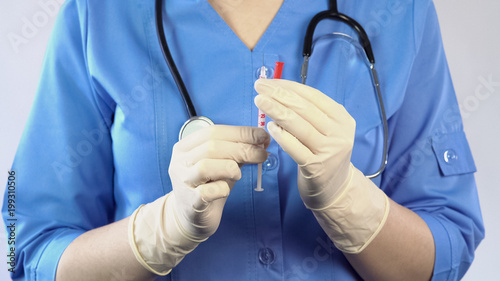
254 78 389 254
254 78 355 210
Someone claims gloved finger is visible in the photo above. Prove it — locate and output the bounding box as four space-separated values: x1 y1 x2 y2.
175 125 270 152
255 78 351 123
184 159 242 187
254 80 334 136
255 94 324 152
267 121 315 166
195 180 231 209
185 140 269 166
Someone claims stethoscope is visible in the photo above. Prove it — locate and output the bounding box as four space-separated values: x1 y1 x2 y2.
154 0 388 179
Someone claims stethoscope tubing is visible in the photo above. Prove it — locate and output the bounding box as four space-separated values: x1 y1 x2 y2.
155 0 197 118
154 0 388 178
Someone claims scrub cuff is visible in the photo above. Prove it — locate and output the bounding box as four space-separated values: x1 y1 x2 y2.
34 228 84 281
416 211 453 281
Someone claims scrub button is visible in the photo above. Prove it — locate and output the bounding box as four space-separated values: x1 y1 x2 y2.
258 248 275 265
255 66 274 79
263 153 278 171
443 149 458 164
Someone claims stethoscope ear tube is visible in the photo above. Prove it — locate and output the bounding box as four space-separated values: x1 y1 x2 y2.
302 11 375 64
366 65 388 179
302 3 387 179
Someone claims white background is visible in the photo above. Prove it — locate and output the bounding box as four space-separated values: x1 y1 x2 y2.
0 1 498 280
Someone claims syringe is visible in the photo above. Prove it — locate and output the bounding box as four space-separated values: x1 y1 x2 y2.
255 65 267 192
255 61 284 192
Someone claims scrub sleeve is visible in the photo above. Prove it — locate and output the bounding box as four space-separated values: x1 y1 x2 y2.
2 1 115 280
381 2 484 280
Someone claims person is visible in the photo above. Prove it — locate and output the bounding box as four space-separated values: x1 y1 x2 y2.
2 0 484 280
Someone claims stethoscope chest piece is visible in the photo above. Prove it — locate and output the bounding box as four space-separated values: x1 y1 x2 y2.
179 116 214 141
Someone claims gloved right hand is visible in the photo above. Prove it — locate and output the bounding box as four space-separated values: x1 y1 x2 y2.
128 125 270 275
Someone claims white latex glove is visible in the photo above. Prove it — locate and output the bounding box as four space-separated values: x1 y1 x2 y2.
254 79 389 253
254 78 355 210
129 125 270 275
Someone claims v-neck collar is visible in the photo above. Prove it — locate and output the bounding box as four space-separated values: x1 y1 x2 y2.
199 0 295 53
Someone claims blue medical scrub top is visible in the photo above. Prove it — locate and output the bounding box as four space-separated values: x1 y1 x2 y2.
3 0 484 280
